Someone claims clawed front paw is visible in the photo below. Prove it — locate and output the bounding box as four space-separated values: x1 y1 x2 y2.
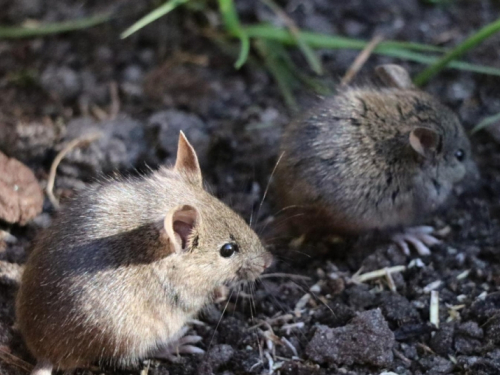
392 226 441 256
152 327 205 362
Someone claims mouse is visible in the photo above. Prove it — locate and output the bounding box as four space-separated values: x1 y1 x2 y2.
16 131 273 375
276 64 478 255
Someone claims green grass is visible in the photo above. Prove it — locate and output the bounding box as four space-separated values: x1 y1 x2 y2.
471 112 500 134
0 13 111 39
2 0 500 108
414 16 500 85
217 0 249 69
121 0 188 39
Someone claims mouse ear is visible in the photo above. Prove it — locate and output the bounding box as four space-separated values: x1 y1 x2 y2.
375 64 415 89
174 131 203 188
164 205 200 253
409 127 442 158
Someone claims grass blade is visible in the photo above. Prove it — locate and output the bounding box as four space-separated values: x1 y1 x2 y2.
260 0 323 74
120 0 188 39
254 39 298 109
414 17 500 85
242 24 500 77
243 25 444 53
0 13 111 39
377 48 500 76
471 112 500 134
218 0 250 69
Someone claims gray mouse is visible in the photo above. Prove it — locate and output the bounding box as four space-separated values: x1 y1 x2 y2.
16 132 273 375
277 64 478 255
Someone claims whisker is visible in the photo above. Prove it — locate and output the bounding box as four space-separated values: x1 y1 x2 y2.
232 283 242 316
209 287 235 350
254 152 285 229
258 213 306 237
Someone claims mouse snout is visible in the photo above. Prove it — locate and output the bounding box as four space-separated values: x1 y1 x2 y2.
263 251 273 270
238 251 273 281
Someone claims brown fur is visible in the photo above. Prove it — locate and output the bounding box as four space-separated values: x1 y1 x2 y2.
277 65 478 235
16 132 272 371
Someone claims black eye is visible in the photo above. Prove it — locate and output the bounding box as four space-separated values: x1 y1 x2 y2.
455 149 465 161
220 243 239 258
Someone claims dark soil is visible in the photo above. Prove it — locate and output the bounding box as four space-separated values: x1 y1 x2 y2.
1 1 500 374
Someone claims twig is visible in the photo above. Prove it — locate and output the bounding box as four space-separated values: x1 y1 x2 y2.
250 313 294 330
281 337 298 357
293 293 310 316
430 290 440 328
264 351 274 375
393 348 412 366
281 322 304 335
0 347 33 373
423 280 442 293
341 34 384 86
385 267 397 292
46 133 101 209
90 104 108 121
108 81 120 120
352 265 406 283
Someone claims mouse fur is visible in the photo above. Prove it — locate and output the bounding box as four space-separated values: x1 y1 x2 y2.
277 65 478 235
16 132 272 372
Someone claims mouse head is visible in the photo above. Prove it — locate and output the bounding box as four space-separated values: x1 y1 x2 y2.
160 132 273 289
375 65 478 205
407 109 477 196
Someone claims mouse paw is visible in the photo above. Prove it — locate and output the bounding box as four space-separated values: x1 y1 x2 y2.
213 285 230 303
153 330 204 362
391 226 441 256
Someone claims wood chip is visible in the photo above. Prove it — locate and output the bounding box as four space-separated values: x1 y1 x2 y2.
430 290 439 328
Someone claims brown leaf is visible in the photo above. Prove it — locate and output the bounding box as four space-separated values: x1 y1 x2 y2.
0 151 43 225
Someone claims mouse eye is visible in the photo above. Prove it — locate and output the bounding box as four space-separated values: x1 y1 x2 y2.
455 149 465 162
220 243 239 258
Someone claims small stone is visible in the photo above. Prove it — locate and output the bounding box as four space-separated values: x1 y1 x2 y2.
457 321 483 339
122 64 144 83
420 356 454 374
0 260 24 286
197 344 234 375
485 314 500 345
430 322 455 356
147 110 209 166
306 309 394 367
0 151 43 225
60 115 150 180
41 65 82 101
378 291 421 327
346 284 376 310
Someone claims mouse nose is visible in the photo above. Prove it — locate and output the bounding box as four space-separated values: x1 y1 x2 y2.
263 251 273 269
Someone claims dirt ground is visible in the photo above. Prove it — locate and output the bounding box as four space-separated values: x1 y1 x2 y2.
1 1 500 374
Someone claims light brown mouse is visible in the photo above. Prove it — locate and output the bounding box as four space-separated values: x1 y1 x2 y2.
277 64 478 255
16 132 273 375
